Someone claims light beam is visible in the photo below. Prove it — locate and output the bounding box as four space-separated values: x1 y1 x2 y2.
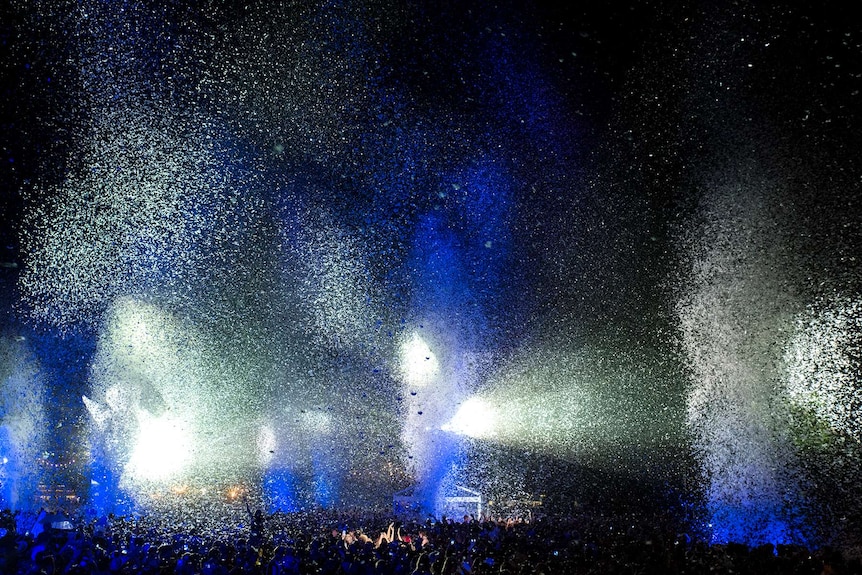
126 412 192 483
441 397 497 439
400 333 439 386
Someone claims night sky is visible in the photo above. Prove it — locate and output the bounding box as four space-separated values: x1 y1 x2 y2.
1 0 860 547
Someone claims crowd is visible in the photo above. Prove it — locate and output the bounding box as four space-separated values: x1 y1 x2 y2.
0 505 859 574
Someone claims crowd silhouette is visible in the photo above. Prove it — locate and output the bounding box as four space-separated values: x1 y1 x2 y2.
0 505 858 574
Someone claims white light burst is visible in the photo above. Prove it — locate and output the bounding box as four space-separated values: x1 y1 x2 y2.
400 333 439 386
257 425 277 466
441 397 496 439
126 412 193 483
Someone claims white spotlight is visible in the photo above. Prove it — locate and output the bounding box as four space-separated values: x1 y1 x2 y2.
441 397 497 439
401 333 439 386
257 425 277 465
126 412 192 482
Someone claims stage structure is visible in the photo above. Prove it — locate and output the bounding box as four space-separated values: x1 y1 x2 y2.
393 484 483 520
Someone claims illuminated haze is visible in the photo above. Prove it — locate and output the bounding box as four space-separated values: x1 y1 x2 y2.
0 0 860 547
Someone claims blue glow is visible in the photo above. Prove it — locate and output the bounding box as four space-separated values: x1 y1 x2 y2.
262 467 299 513
88 455 122 517
0 426 22 510
311 448 339 509
406 207 485 516
706 502 810 549
410 214 477 327
453 158 514 332
417 432 462 517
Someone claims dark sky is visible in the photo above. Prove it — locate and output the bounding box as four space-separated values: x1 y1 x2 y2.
0 0 858 379
3 0 857 277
